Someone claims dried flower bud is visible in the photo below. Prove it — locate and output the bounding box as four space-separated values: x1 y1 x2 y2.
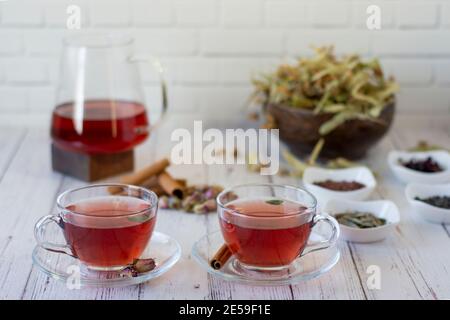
120 266 138 278
193 199 217 214
133 258 156 273
159 196 170 209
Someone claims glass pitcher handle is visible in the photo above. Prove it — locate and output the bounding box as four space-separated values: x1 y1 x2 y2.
129 55 168 128
300 214 340 257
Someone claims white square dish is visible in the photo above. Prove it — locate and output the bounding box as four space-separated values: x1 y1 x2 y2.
388 150 450 184
303 167 376 204
405 183 450 224
325 199 400 243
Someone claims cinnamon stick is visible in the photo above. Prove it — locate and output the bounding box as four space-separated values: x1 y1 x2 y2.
141 180 166 196
158 171 184 199
210 244 232 270
109 158 170 194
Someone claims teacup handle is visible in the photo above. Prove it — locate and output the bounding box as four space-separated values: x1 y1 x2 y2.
300 214 340 257
34 215 74 257
129 55 168 129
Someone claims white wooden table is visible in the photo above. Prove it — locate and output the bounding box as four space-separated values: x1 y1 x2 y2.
0 114 449 300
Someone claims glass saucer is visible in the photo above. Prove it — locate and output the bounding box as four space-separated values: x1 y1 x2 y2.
32 232 181 288
192 230 340 286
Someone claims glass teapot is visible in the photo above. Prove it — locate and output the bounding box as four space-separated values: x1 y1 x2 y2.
51 34 167 154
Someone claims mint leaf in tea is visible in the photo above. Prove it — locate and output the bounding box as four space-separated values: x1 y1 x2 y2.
265 199 284 205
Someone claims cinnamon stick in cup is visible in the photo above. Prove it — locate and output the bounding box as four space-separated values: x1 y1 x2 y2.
210 244 232 270
108 158 170 194
158 171 184 199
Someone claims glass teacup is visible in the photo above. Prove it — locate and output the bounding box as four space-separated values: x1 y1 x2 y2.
217 184 339 272
34 184 158 271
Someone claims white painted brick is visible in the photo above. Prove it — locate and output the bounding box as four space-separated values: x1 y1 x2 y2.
135 30 197 56
89 0 130 27
202 30 283 56
222 0 263 27
5 59 49 84
143 85 166 121
169 86 201 112
29 86 56 112
25 30 65 56
266 1 309 27
132 0 173 27
397 2 437 28
287 31 370 55
397 88 450 112
218 58 279 84
47 59 61 83
352 1 395 28
381 60 432 86
171 58 219 85
141 58 218 85
372 31 450 56
1 1 43 26
0 31 23 55
435 62 450 85
174 0 217 27
138 57 171 84
196 87 252 114
0 0 449 116
311 2 350 27
44 1 89 28
0 87 28 112
442 3 450 27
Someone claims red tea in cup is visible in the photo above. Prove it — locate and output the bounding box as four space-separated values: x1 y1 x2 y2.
64 196 155 268
220 198 312 267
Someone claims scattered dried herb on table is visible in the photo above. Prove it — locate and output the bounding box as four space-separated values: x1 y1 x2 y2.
408 140 449 153
335 212 386 228
399 157 443 173
415 196 450 209
314 180 365 191
159 185 237 214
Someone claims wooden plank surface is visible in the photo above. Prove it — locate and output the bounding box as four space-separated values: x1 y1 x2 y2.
0 114 449 300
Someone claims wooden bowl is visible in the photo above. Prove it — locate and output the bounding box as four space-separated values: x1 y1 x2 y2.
267 101 395 160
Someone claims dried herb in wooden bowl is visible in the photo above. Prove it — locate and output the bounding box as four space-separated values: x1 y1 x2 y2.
251 46 399 135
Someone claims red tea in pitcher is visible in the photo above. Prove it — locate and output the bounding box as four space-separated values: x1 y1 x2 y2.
63 196 156 268
220 199 313 267
51 100 149 154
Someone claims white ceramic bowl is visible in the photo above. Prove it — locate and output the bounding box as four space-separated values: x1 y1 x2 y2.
388 150 450 184
325 199 400 243
303 167 376 204
405 183 450 224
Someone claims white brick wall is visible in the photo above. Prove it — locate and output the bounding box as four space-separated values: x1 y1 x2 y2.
0 0 449 118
